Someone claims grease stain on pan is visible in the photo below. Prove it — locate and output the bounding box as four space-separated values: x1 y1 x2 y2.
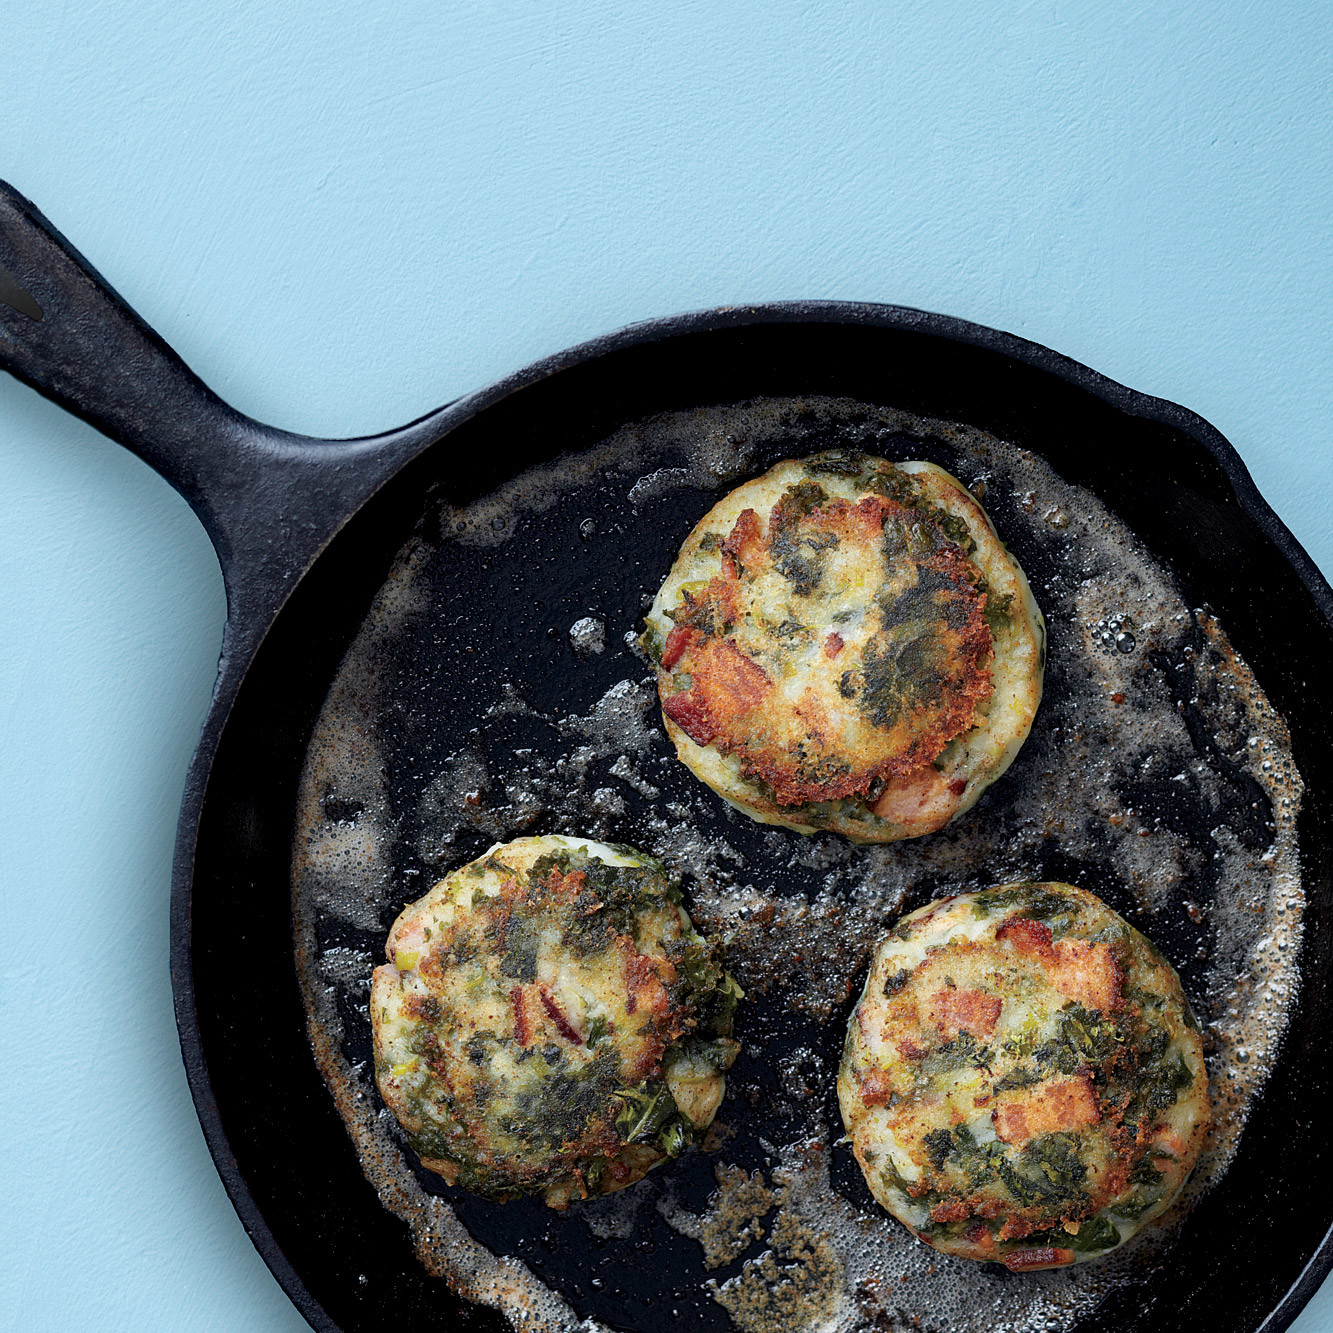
292 397 1302 1333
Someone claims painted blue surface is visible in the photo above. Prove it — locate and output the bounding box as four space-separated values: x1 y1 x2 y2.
1 3 1330 1330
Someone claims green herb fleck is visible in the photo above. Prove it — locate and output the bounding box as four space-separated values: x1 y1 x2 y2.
920 1032 992 1079
640 625 665 665
614 1083 680 1145
999 1132 1088 1210
983 589 1014 634
883 968 912 996
978 885 1076 921
1029 1213 1120 1253
924 1129 953 1171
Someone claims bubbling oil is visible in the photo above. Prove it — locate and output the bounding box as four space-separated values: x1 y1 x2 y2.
292 396 1302 1333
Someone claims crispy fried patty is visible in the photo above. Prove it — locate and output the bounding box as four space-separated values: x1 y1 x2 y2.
371 836 741 1208
838 883 1209 1269
644 451 1044 841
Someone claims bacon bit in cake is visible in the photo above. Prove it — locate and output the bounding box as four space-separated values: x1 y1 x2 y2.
964 1221 992 1247
511 986 532 1047
1048 936 1123 1011
1003 1247 1075 1272
996 917 1123 1010
824 632 845 658
870 764 958 831
929 1200 972 1224
993 1073 1100 1145
721 507 765 576
661 624 693 670
661 689 719 746
997 917 1054 955
661 637 773 749
925 986 1002 1039
859 1068 895 1106
693 638 773 709
539 988 583 1044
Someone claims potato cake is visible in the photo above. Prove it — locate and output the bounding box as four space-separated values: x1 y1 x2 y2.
643 451 1044 841
371 836 742 1208
838 882 1209 1270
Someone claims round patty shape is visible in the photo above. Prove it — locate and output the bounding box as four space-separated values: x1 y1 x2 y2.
838 882 1209 1270
371 836 742 1208
644 451 1045 842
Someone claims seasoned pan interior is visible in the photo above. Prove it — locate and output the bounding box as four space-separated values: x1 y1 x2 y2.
187 321 1333 1333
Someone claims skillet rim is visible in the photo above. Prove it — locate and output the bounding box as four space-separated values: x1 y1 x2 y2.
168 298 1333 1333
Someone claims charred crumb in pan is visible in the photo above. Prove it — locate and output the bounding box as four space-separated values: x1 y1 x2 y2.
293 395 1303 1333
696 1163 775 1269
371 835 741 1209
643 452 1045 842
837 883 1209 1271
709 1201 842 1333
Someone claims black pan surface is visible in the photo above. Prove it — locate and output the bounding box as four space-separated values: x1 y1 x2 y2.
1 182 1331 1333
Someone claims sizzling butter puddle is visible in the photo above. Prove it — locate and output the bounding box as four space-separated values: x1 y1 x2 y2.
292 397 1302 1333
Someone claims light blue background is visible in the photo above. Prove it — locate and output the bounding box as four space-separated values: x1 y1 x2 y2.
2 3 1330 1330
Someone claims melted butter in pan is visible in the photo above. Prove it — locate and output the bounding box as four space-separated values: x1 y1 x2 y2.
293 397 1303 1333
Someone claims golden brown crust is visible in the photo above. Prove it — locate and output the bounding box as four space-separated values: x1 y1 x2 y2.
924 985 1003 1041
992 1074 1101 1145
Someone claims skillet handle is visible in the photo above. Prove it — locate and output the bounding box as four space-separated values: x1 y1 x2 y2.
0 182 261 539
0 180 435 655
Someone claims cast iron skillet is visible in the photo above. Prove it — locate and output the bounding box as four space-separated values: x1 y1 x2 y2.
2 180 1332 1333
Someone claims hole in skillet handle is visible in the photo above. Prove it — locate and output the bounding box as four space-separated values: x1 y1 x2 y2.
0 257 43 321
